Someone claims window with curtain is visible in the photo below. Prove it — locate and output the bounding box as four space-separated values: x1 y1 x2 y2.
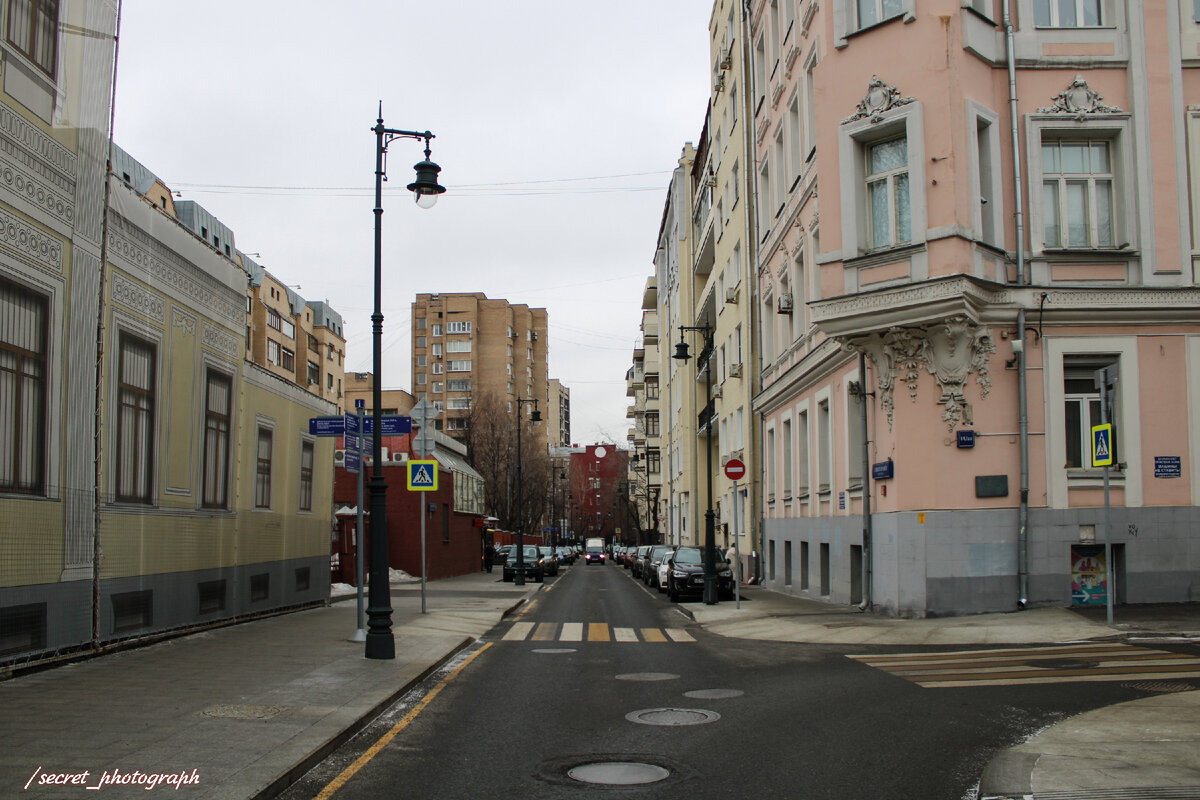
299 441 313 511
1034 0 1101 27
202 371 231 508
255 427 272 508
6 0 58 78
116 333 155 503
1064 356 1119 469
1042 139 1114 249
0 277 47 493
866 136 911 249
856 0 903 29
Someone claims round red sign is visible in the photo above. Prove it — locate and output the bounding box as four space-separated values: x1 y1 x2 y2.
724 458 746 480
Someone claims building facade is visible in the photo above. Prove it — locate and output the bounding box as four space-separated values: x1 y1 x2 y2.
627 277 665 543
410 292 551 445
546 378 572 448
749 0 1200 615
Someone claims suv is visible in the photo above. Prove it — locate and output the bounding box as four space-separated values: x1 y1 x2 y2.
584 544 605 565
503 545 545 583
665 546 734 601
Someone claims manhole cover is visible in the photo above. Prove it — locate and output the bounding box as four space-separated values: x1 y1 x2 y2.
626 707 721 726
200 704 285 720
684 689 744 699
568 762 671 786
615 672 678 682
532 648 577 654
1122 680 1196 693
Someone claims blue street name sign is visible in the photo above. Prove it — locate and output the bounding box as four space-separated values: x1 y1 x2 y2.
956 430 976 449
872 460 894 480
344 433 361 453
308 414 411 436
343 449 361 473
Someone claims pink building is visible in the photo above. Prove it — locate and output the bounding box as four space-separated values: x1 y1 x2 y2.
749 0 1200 615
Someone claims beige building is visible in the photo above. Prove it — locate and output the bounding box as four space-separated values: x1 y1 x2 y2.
546 378 571 448
410 292 551 444
626 277 665 543
343 372 414 418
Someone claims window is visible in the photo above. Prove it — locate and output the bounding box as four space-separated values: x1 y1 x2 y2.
0 277 47 493
306 360 319 386
267 339 280 365
448 378 471 392
202 371 231 508
797 409 810 495
847 385 864 488
448 359 471 372
1034 0 1101 27
432 323 442 336
280 318 294 339
432 343 443 358
1041 140 1113 249
299 441 313 511
646 449 661 475
416 336 426 349
448 398 470 410
255 426 272 508
782 419 793 497
447 321 471 334
866 136 911 249
432 382 444 393
788 96 803 185
417 372 427 386
326 372 333 389
856 0 903 29
116 333 155 503
446 340 472 353
817 398 831 493
327 343 334 361
1064 356 1118 469
281 347 294 371
267 308 282 332
432 362 444 375
416 317 426 330
416 354 427 367
6 0 58 77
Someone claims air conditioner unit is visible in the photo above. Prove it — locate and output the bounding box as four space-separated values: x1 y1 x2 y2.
725 286 738 304
713 74 725 93
711 383 723 399
392 452 409 463
777 294 794 314
334 449 346 464
729 363 743 378
719 48 733 71
531 331 538 341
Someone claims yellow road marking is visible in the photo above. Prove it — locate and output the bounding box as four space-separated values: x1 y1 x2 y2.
313 643 492 799
588 623 611 642
640 628 667 643
532 622 558 641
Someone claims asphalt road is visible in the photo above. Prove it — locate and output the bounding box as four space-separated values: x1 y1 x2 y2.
281 561 1188 800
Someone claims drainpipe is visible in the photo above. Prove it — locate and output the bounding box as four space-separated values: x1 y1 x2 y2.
858 352 872 609
742 0 764 583
1004 0 1030 608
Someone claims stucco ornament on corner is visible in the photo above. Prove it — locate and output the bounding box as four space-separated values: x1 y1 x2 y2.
1037 75 1124 120
842 76 915 125
847 318 995 431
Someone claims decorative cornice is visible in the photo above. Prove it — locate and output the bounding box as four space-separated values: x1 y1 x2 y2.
0 104 76 177
111 273 165 323
172 307 197 337
811 276 1012 326
0 203 62 270
842 76 915 125
1036 74 1124 119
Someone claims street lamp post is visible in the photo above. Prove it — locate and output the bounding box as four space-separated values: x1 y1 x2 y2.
673 324 719 605
514 398 541 586
365 107 446 660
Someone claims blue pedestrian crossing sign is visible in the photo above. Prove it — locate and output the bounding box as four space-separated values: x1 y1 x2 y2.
406 459 438 492
1091 424 1114 467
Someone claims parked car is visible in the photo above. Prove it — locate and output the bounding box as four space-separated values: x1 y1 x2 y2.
630 545 652 580
493 545 513 565
644 545 676 590
655 549 675 592
665 546 734 601
503 545 545 583
539 546 559 576
557 546 574 566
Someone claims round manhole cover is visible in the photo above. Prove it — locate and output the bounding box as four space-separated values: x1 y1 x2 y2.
568 762 671 786
200 704 285 720
684 689 744 700
615 672 679 682
531 648 577 654
626 707 721 726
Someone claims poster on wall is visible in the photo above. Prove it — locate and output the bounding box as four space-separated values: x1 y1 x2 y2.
1071 545 1108 606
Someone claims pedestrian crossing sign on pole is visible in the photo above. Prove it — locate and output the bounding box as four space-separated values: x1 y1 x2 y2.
1091 424 1114 467
407 459 438 492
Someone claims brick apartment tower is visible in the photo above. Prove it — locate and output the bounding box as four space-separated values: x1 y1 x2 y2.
411 293 550 448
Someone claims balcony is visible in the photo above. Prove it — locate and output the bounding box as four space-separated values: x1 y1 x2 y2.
698 398 716 435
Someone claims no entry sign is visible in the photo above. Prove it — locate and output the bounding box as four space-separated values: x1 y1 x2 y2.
724 458 746 481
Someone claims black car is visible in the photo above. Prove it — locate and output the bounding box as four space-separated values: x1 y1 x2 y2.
493 545 513 565
643 545 676 589
584 545 605 565
503 545 545 583
630 545 652 580
665 546 734 601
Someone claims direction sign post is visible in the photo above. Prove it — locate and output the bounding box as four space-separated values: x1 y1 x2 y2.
1094 366 1118 626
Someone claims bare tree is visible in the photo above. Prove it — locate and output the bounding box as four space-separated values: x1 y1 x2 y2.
461 391 551 536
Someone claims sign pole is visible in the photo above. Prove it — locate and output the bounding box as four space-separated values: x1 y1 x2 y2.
352 403 366 641
732 480 741 609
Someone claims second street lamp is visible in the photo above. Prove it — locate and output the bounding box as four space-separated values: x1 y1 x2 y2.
673 324 719 605
514 398 541 586
365 107 446 661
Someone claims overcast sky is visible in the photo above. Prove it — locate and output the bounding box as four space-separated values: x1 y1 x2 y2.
111 1 712 444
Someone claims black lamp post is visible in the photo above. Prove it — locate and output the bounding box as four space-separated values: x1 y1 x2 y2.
366 107 446 660
514 398 541 586
673 324 718 605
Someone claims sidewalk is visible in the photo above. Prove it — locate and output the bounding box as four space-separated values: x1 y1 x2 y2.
686 584 1200 799
0 571 536 800
2 572 1197 800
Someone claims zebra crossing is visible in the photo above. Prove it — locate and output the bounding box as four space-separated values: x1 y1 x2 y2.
500 621 696 644
848 642 1200 688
